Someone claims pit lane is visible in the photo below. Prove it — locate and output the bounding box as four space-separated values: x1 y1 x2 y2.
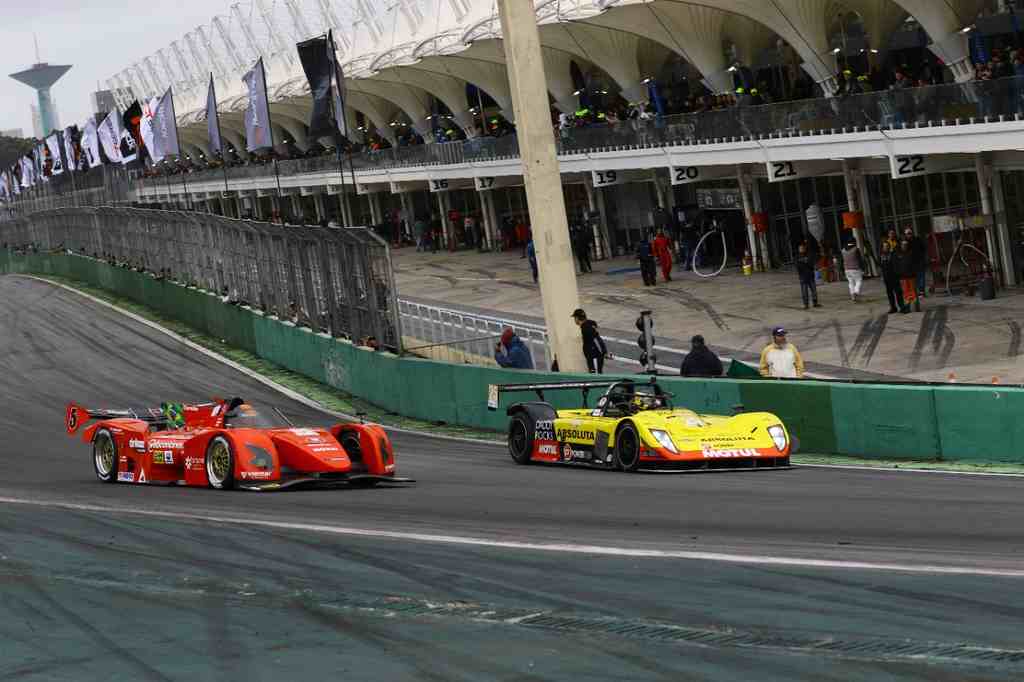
2 275 1022 681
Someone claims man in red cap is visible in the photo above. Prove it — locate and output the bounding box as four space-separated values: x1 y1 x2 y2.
494 328 535 369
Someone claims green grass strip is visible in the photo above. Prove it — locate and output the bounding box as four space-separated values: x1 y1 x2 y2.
27 274 1024 475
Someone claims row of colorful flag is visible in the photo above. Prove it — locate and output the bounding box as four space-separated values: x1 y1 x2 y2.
2 30 349 204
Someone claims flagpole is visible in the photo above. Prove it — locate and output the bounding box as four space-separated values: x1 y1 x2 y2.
166 87 192 212
257 57 284 205
210 75 230 198
326 31 347 217
329 31 359 198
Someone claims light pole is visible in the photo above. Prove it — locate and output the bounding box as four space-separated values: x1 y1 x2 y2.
497 0 585 373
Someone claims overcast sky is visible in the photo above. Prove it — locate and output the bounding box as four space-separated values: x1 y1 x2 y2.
0 0 235 137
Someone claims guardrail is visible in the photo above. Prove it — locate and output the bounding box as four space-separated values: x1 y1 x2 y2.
398 299 550 368
2 207 402 351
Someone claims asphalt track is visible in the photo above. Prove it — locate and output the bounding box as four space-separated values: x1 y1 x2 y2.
2 275 1024 681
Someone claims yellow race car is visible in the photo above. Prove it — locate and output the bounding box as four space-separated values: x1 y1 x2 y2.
488 379 793 472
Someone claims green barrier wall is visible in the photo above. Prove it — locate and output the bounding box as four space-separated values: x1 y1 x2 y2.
4 252 1023 463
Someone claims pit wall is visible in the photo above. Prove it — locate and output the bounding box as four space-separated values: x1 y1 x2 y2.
4 251 1022 463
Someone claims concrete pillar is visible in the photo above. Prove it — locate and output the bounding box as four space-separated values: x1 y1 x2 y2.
976 155 1001 286
313 193 326 223
990 168 1017 287
737 169 764 272
584 180 610 260
399 192 415 241
369 192 383 225
270 195 281 219
235 197 246 219
251 195 264 220
436 191 452 248
339 191 354 226
480 191 497 250
842 160 876 276
290 195 303 223
751 176 770 269
499 0 583 371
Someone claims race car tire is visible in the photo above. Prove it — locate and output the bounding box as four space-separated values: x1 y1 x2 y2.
507 413 534 465
93 429 117 483
205 436 236 490
614 422 641 472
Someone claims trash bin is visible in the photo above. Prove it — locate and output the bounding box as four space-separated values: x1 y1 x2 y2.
979 274 996 300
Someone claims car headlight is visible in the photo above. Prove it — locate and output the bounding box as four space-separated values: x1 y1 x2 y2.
767 425 788 452
649 429 678 454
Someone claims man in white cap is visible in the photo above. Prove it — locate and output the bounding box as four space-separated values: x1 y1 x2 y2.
759 327 804 378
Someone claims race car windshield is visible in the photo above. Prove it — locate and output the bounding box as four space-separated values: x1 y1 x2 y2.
223 402 291 429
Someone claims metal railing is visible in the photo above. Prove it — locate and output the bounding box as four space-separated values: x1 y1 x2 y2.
397 299 550 368
2 207 402 351
128 76 1024 192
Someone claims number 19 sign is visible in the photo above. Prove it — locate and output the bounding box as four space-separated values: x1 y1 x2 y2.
591 169 623 187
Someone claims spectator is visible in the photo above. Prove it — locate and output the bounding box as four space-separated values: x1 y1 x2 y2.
526 238 538 282
678 219 696 270
894 238 921 312
571 308 608 374
636 231 657 286
414 216 427 252
841 238 865 302
903 226 928 299
879 241 907 314
680 335 723 377
464 213 479 250
795 242 820 309
494 328 534 369
515 220 529 257
571 223 593 274
883 228 899 253
652 228 673 282
759 327 805 379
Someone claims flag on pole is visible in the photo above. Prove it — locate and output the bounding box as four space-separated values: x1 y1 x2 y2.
35 143 49 182
120 101 142 164
46 132 65 176
297 34 335 139
63 126 79 173
97 112 123 164
21 154 35 188
140 98 158 160
151 87 181 163
206 75 223 155
242 58 274 152
82 119 102 168
329 30 350 140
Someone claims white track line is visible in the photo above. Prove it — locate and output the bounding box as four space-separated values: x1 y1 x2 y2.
18 276 1024 474
0 495 1020 578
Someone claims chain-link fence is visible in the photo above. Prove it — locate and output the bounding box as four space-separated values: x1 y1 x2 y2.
2 207 401 351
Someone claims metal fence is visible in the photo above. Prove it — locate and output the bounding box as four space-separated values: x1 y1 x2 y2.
2 207 402 351
398 299 550 368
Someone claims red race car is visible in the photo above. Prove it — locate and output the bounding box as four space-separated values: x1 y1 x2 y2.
65 398 412 491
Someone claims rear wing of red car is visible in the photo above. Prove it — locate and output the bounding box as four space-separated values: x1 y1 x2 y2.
65 403 165 436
